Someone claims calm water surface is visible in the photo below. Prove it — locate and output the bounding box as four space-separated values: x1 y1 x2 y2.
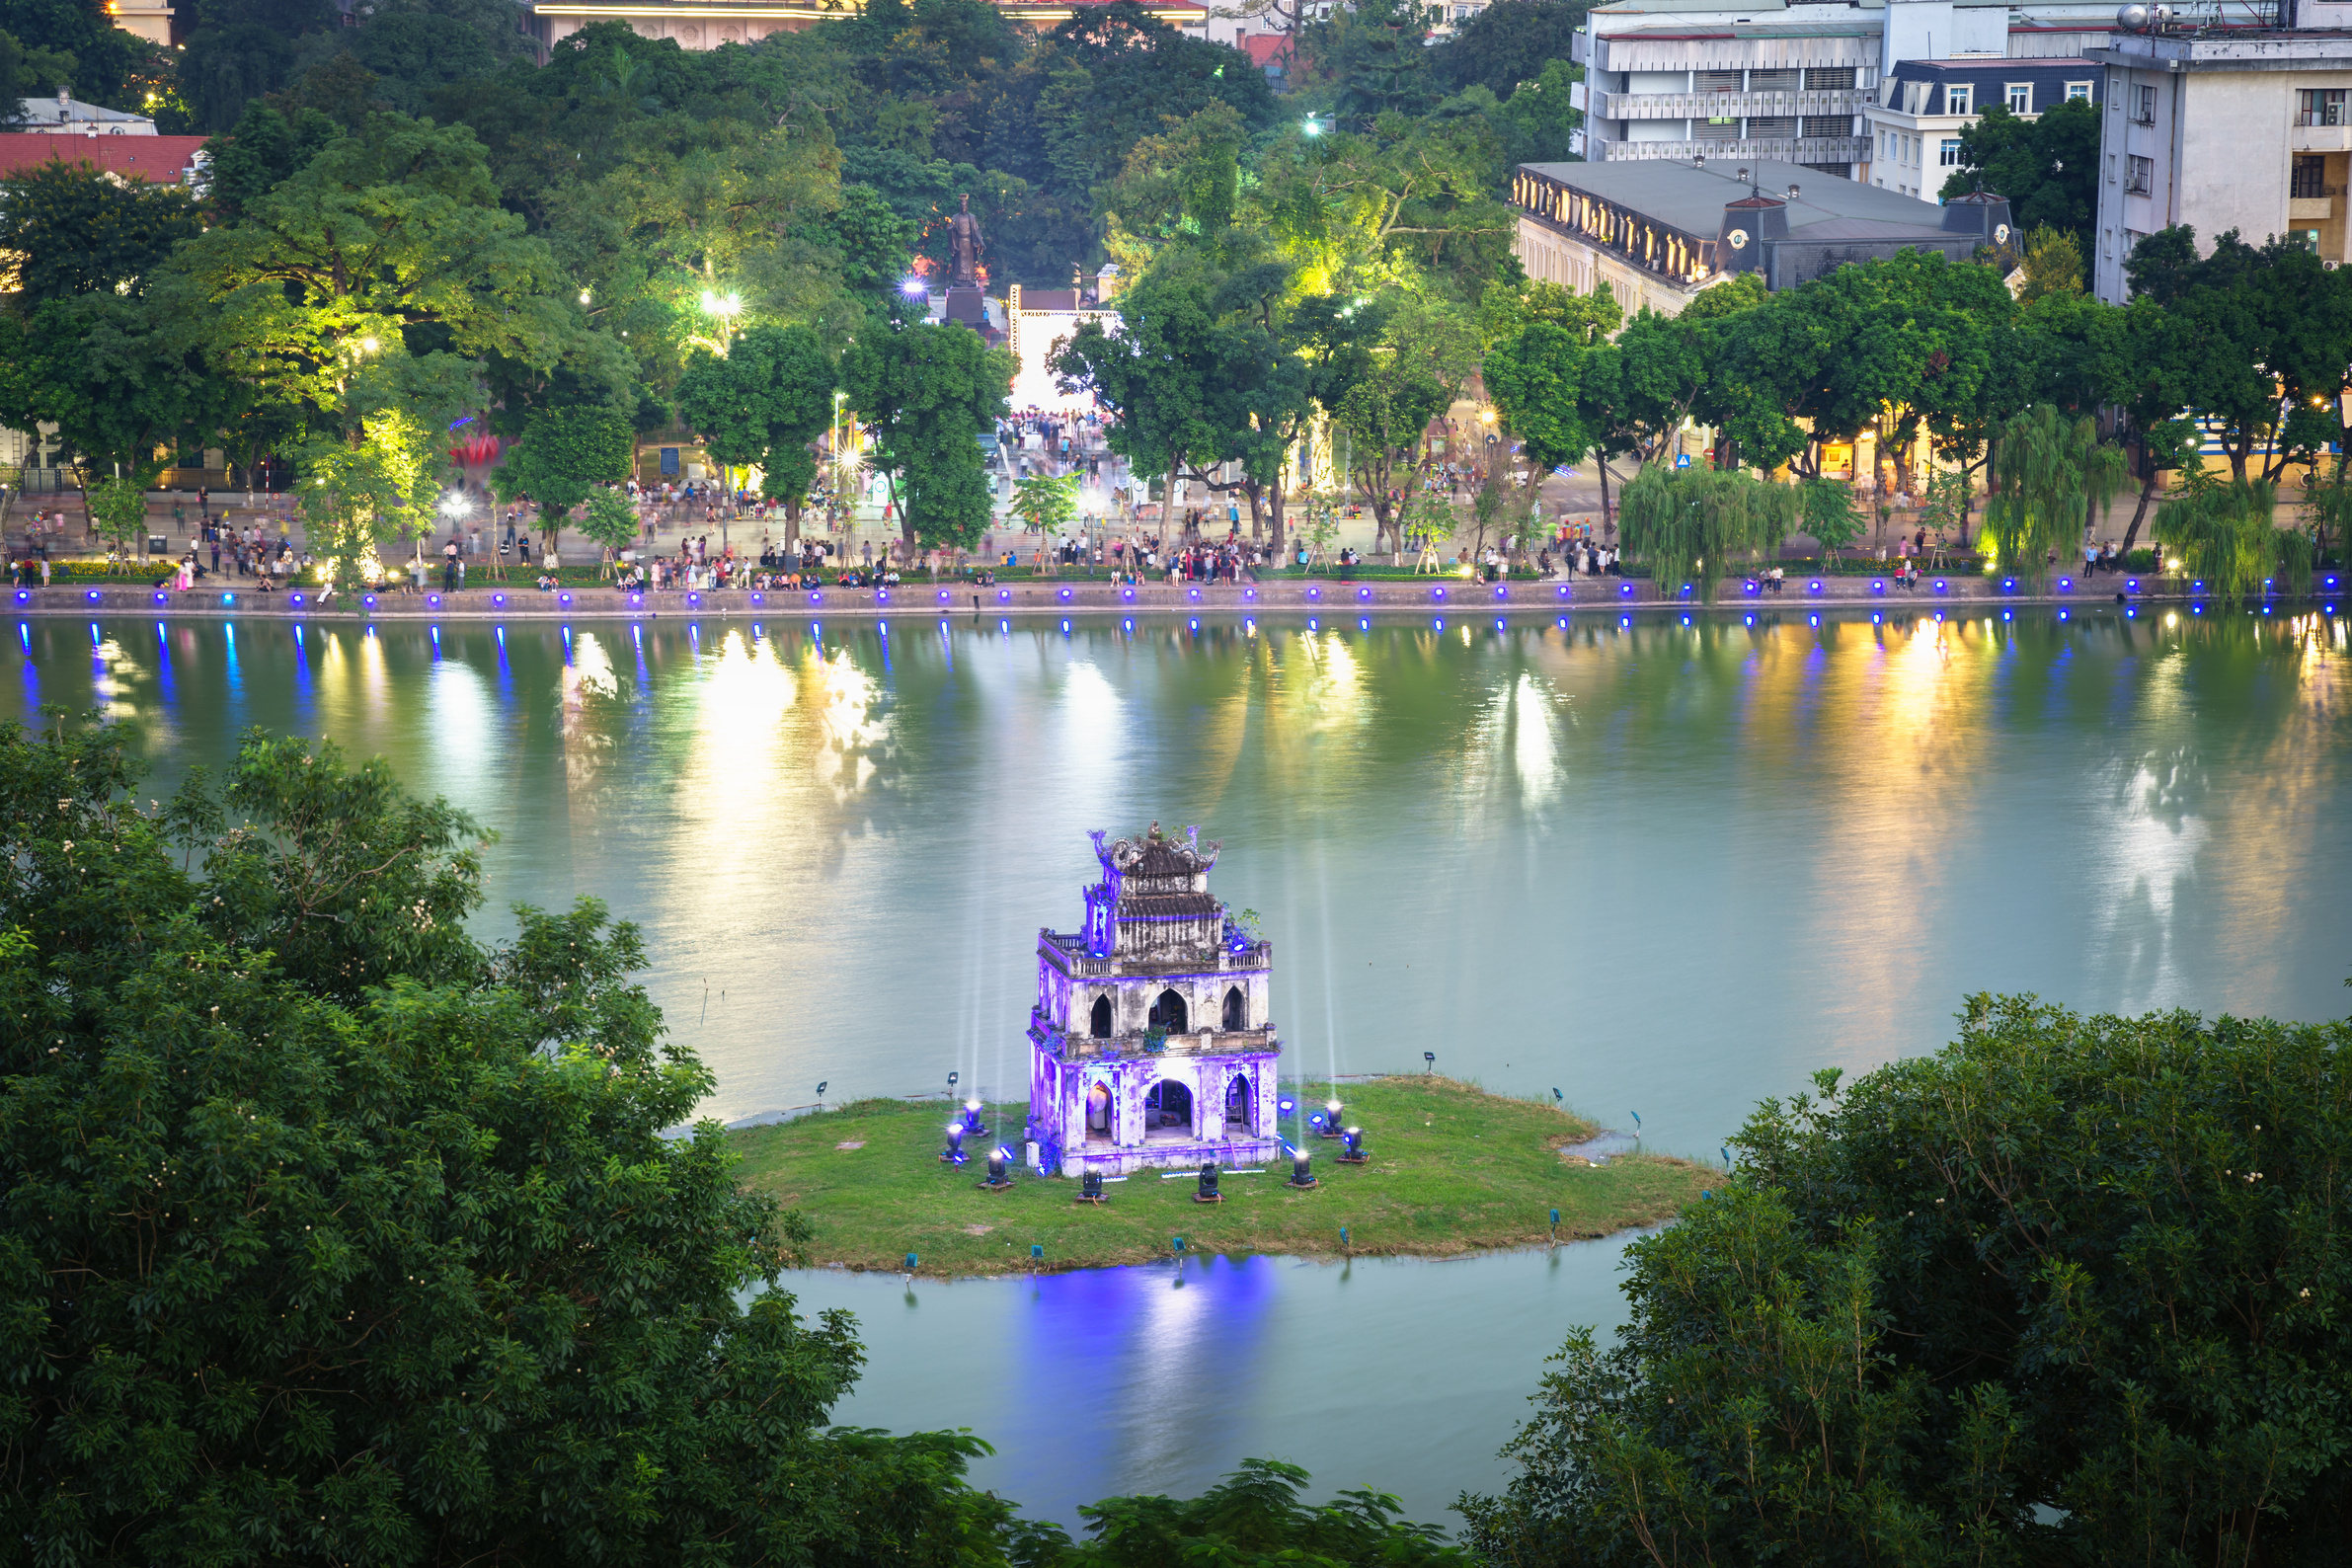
12 607 2350 1521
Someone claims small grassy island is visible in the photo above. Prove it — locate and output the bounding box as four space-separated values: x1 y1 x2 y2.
728 1076 1711 1277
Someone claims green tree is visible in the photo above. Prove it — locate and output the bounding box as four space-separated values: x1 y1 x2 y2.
84 474 151 569
0 157 202 306
1317 0 1441 128
1429 0 1589 101
674 323 837 540
1463 991 2352 1568
1009 471 1079 537
199 98 341 222
0 295 227 493
1981 404 2127 582
578 485 640 575
2015 223 2083 303
0 28 80 121
842 319 1012 551
2 0 159 111
154 113 571 417
1331 289 1477 556
2156 475 2284 607
0 718 1015 1567
1936 97 2099 239
1013 1459 1467 1566
1614 467 1796 601
502 405 635 547
1799 476 1867 564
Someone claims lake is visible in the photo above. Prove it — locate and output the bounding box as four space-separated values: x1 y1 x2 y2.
14 605 2349 1522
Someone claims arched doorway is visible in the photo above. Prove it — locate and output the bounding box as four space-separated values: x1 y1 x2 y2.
1085 1081 1112 1140
1224 1071 1252 1130
1148 987 1189 1034
1143 1078 1193 1137
1089 994 1113 1038
1221 985 1246 1031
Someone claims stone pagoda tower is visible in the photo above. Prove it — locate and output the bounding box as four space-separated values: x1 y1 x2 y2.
1026 825 1280 1177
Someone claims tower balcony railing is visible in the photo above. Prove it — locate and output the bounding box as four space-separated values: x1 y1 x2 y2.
1046 1024 1277 1060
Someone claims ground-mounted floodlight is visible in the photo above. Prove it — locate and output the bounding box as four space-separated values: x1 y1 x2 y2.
980 1146 1015 1190
1339 1127 1368 1164
1077 1170 1108 1204
962 1098 988 1137
1288 1146 1317 1189
1196 1161 1222 1203
1319 1099 1345 1137
941 1123 968 1164
1424 1052 1436 1072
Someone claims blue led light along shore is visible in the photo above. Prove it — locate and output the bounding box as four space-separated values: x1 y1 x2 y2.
4 571 2275 621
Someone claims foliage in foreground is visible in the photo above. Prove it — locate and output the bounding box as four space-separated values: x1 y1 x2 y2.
1013 1458 1467 1567
1461 992 2352 1567
0 716 1010 1566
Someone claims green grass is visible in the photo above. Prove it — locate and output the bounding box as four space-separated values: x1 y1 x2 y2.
727 1075 1709 1278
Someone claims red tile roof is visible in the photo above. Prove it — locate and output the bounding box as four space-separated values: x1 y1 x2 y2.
1235 33 1293 67
0 133 209 186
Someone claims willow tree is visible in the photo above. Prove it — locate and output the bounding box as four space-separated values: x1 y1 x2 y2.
1616 468 1798 601
2156 477 2284 607
1981 406 2126 583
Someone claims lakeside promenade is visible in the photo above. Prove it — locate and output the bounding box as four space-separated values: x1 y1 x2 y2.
7 569 2331 619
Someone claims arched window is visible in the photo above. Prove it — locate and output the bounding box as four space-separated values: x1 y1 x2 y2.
1221 985 1246 1031
1224 1072 1252 1128
1144 1078 1193 1135
1148 987 1188 1034
1089 994 1113 1038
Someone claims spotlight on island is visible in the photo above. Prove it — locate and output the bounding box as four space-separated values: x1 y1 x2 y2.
1320 1099 1345 1137
1288 1146 1317 1189
1077 1170 1108 1204
1307 1111 1327 1134
1423 1051 1436 1072
1196 1161 1222 1203
1279 1095 1296 1117
980 1147 1014 1189
962 1098 987 1136
900 275 928 298
1339 1127 1368 1164
941 1123 967 1164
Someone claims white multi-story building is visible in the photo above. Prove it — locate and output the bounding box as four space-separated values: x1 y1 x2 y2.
2091 8 2352 299
11 90 159 135
1573 0 2115 182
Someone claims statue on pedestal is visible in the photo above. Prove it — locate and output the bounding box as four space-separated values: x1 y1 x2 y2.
948 194 985 289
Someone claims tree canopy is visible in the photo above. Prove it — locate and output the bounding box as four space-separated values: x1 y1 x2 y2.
1464 990 2352 1568
0 718 1015 1566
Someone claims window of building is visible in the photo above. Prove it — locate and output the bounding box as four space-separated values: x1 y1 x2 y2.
2066 81 2092 103
2300 89 2346 127
1748 116 1797 138
2294 154 2330 197
1698 117 1741 141
1945 84 1972 116
1940 137 1964 166
1802 115 1849 138
2133 84 2156 123
1749 68 1799 92
2006 83 2032 115
1806 66 1856 90
2126 154 2154 195
2296 229 2321 253
1696 69 1743 93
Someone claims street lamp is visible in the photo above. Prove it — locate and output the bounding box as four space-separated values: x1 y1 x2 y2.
693 290 743 356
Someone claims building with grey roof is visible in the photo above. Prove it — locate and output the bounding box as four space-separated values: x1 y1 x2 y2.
1512 156 2014 314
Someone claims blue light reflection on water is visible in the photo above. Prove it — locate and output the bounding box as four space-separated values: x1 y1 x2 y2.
789 1233 1646 1528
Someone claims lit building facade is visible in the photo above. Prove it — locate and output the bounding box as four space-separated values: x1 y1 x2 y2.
1025 828 1282 1178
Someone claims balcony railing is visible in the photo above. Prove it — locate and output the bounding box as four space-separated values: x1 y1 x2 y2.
1591 135 1870 166
1599 89 1863 121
